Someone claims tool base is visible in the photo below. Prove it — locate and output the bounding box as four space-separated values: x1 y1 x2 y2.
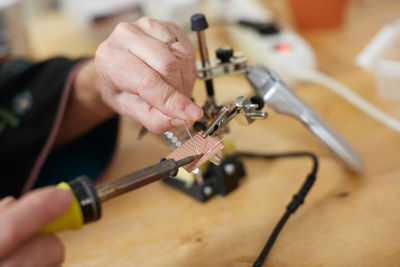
163 156 245 202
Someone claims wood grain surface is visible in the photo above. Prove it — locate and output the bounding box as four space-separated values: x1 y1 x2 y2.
27 0 400 266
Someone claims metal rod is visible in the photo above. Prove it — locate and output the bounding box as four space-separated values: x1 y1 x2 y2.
197 31 210 68
196 31 215 100
96 155 203 202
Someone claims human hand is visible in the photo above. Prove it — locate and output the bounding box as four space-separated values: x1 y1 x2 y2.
95 17 203 133
0 187 72 266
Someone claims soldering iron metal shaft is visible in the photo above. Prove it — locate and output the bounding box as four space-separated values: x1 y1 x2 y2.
95 154 203 202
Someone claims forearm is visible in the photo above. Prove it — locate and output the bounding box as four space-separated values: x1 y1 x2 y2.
54 59 114 146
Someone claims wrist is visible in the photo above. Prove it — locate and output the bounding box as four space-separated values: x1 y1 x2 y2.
55 59 115 146
73 59 114 119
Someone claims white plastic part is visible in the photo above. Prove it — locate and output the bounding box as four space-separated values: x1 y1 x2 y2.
376 59 400 102
356 19 400 72
226 24 316 86
357 19 400 102
289 67 400 133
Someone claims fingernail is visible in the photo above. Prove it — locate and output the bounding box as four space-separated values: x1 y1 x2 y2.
54 188 73 207
171 119 186 127
184 103 203 120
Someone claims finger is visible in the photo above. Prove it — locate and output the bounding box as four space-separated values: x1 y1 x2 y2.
161 21 197 98
136 17 177 47
115 92 186 133
1 235 64 267
96 47 203 121
0 187 72 258
0 196 16 212
112 21 183 93
136 18 187 93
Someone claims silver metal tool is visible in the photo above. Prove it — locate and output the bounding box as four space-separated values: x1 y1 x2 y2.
196 49 248 80
202 96 268 138
245 64 365 172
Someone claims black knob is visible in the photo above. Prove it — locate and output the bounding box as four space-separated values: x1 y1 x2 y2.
216 46 234 63
191 13 208 32
250 95 265 110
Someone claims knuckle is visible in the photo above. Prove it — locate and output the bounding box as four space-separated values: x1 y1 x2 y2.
159 56 179 74
143 117 170 134
95 42 110 60
146 124 166 134
137 71 160 89
115 22 130 34
181 51 195 65
159 89 178 110
138 17 157 28
115 22 139 36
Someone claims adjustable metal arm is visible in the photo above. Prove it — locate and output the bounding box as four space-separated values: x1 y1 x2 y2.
245 64 365 173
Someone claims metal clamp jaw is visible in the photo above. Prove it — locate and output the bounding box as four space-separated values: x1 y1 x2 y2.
202 96 268 138
196 48 248 80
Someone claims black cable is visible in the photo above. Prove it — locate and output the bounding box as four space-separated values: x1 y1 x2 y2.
234 151 319 267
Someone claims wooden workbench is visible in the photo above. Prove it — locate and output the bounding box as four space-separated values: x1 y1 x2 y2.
27 0 400 266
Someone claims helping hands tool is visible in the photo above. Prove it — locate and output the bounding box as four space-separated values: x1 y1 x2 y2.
40 154 203 233
192 12 363 172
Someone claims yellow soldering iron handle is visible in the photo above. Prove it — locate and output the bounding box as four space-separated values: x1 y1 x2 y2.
40 176 102 233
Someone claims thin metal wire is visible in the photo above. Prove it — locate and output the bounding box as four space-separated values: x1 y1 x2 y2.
206 134 230 154
185 121 200 154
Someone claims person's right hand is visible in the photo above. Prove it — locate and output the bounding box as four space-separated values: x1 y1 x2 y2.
0 187 72 267
94 17 203 133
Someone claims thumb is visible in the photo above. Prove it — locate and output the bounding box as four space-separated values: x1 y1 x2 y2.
0 187 72 259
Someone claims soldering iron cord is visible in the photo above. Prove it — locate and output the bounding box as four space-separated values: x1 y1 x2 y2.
234 151 319 267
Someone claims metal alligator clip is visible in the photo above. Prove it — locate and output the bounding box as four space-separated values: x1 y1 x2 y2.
202 96 268 138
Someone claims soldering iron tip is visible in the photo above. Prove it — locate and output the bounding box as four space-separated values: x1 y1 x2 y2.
177 154 204 167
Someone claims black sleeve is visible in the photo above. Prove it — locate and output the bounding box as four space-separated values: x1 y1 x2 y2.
0 57 82 197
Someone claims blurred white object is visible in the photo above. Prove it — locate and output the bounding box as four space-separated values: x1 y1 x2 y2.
0 0 18 9
60 0 143 42
215 0 400 134
212 0 316 85
62 0 142 25
142 0 200 32
212 0 273 23
357 19 400 102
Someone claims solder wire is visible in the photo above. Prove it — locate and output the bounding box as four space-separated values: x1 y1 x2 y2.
185 121 200 154
206 134 230 154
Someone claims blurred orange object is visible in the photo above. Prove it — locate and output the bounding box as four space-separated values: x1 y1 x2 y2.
287 0 349 29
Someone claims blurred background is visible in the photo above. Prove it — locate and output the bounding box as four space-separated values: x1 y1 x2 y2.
1 0 400 102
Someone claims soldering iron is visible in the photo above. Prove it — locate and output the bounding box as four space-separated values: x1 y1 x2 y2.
40 154 202 233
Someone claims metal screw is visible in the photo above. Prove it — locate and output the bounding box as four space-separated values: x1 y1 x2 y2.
203 186 213 197
224 163 236 175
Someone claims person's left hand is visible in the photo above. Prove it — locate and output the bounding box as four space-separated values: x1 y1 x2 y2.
0 187 72 266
